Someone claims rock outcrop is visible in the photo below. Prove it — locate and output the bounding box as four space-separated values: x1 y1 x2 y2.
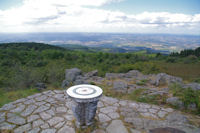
61 68 200 112
149 73 183 86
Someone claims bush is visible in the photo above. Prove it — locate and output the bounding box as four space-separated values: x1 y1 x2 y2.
170 83 200 114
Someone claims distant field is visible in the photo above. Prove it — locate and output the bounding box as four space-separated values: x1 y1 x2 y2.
157 62 200 82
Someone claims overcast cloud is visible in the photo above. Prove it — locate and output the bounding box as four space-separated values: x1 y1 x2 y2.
0 0 200 34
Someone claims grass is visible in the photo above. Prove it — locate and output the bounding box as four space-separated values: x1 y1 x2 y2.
157 61 200 82
136 79 148 86
0 88 39 107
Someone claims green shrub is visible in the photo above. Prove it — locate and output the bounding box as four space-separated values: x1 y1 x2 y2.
170 83 200 114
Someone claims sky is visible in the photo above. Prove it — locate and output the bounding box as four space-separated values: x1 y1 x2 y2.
0 0 200 34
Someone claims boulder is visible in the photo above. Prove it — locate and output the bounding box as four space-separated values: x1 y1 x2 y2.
87 76 104 84
149 73 182 86
127 84 145 94
84 70 98 77
35 83 46 91
166 112 188 124
148 91 168 96
125 70 142 78
62 68 82 88
166 97 184 108
183 83 200 91
65 68 82 82
112 81 128 93
61 80 70 88
105 73 125 80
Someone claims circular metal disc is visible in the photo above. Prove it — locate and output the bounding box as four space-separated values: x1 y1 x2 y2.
66 84 103 99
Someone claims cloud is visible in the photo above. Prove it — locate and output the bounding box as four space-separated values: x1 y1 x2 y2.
0 0 199 34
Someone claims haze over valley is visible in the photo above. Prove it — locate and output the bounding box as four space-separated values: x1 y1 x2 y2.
0 33 200 53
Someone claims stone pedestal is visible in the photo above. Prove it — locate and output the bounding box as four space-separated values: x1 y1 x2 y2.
66 84 102 128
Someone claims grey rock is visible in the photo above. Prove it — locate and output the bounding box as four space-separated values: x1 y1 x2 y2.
64 114 74 121
100 106 117 114
0 112 5 123
98 113 111 123
124 117 144 129
112 80 128 93
84 70 98 77
166 112 188 124
40 123 49 129
150 73 182 86
35 82 46 91
125 70 144 79
35 101 46 106
1 103 16 110
33 119 44 128
53 90 64 94
65 68 82 82
12 98 27 104
35 95 47 102
47 117 64 126
97 101 104 108
128 102 139 109
101 96 118 105
27 93 41 99
56 106 67 113
54 121 65 129
33 105 50 114
88 76 104 83
183 83 200 90
40 112 52 120
58 125 75 133
45 97 56 103
24 99 35 105
157 111 168 118
166 97 184 108
62 68 82 87
105 73 125 79
41 129 56 133
141 112 158 119
61 79 69 88
0 122 16 130
149 108 158 114
7 113 16 118
127 84 142 93
7 115 26 125
46 108 56 116
73 79 87 85
27 115 40 122
14 123 31 133
10 104 25 113
54 94 64 99
130 129 142 133
107 112 120 119
92 129 106 133
137 107 148 113
148 91 168 96
161 107 174 112
106 120 128 133
21 105 37 116
28 127 40 133
119 100 128 106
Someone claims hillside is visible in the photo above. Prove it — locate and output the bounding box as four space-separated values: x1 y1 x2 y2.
0 42 200 133
0 42 200 105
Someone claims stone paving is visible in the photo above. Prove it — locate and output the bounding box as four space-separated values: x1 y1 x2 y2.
0 90 200 133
